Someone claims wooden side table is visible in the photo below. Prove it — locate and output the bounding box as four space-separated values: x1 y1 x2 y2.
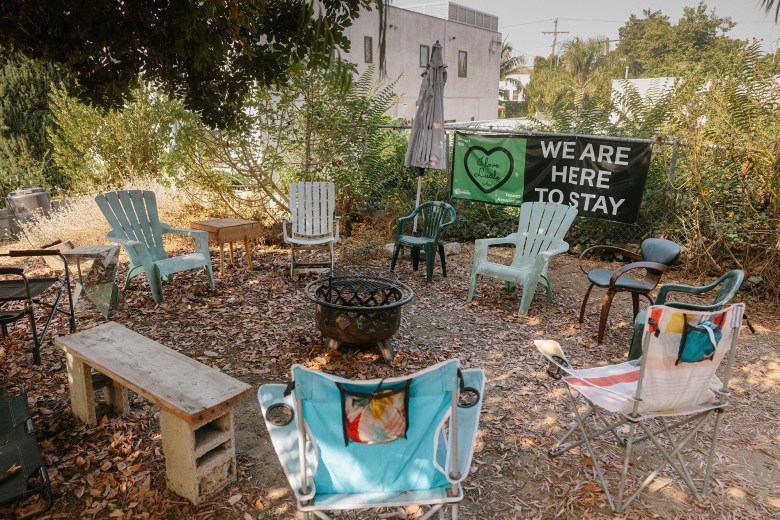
191 218 260 276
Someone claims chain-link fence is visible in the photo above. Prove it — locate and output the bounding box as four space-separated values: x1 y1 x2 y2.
354 126 676 249
326 124 777 298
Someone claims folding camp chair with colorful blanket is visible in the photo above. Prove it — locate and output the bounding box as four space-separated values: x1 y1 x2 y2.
258 360 485 519
535 303 745 513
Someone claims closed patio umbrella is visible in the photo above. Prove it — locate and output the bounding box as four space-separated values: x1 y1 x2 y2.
404 41 447 231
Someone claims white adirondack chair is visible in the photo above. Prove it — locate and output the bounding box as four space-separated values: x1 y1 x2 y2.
467 202 577 315
282 182 340 276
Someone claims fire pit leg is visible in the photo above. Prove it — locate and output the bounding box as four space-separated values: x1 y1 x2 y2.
325 338 342 351
378 340 394 363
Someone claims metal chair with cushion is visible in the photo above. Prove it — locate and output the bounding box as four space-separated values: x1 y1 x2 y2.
627 269 745 360
0 250 75 364
390 201 456 285
578 238 681 344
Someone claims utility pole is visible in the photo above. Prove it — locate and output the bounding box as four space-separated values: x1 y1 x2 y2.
542 18 568 63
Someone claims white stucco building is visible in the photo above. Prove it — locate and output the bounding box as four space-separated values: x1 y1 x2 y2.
499 73 530 102
340 2 502 123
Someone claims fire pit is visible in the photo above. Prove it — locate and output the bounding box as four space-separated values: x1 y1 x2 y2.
305 271 414 362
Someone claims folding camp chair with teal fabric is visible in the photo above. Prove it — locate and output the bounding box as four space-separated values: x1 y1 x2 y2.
258 360 485 519
627 270 745 360
95 190 215 302
535 303 745 513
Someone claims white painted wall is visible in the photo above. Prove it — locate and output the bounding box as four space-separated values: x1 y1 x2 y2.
499 73 530 101
341 4 501 123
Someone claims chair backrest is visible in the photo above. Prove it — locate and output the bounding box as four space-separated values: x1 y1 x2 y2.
416 201 456 240
640 238 681 266
635 303 744 414
710 270 744 307
95 190 167 262
638 238 681 287
657 269 745 312
511 202 578 268
289 182 336 239
291 360 460 495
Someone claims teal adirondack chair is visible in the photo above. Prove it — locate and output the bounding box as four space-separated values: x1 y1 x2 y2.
390 201 456 285
467 202 578 315
95 190 215 302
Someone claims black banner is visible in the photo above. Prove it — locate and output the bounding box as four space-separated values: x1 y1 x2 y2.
522 136 652 223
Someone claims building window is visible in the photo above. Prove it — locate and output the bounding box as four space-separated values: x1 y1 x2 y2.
458 51 468 77
419 45 430 67
364 36 373 64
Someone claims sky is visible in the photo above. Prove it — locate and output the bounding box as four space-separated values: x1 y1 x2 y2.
391 0 780 62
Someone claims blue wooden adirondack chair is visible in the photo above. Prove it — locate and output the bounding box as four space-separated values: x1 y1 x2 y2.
95 190 215 302
467 202 578 315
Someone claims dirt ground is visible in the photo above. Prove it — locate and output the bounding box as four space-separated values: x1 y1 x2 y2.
1 241 778 519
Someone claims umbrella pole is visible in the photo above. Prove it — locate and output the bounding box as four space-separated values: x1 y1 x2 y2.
413 170 423 233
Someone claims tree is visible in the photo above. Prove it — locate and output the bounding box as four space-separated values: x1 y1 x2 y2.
176 62 402 220
0 51 69 199
614 3 745 77
524 37 619 131
499 39 525 100
48 81 191 192
760 0 779 22
0 0 385 129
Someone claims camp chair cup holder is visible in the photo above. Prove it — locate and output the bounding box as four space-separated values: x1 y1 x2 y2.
265 403 294 427
458 386 481 408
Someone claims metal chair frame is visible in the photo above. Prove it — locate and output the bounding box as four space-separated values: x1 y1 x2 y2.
0 250 75 364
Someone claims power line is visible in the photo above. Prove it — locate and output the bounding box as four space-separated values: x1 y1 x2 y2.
499 18 555 29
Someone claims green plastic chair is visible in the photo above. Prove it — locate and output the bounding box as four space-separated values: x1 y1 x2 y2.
627 269 744 360
390 201 456 285
95 190 215 302
467 202 578 316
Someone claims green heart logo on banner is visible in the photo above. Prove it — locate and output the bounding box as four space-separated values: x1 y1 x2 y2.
463 146 515 193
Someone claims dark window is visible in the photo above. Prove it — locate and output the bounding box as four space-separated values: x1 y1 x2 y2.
458 51 468 77
419 45 430 67
364 36 373 64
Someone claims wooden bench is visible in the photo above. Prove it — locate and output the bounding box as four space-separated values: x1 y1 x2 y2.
55 322 253 505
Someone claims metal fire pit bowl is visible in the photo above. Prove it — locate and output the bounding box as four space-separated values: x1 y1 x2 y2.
305 273 414 362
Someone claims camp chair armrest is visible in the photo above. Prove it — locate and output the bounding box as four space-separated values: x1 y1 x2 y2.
6 249 70 272
452 368 485 483
610 261 671 286
578 245 641 275
0 266 26 276
534 340 638 401
8 249 61 257
258 384 314 502
160 224 210 253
